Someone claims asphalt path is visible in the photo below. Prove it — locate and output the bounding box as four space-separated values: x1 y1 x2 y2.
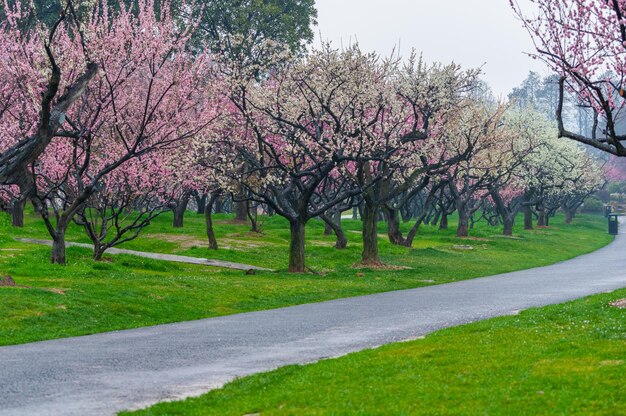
2 224 626 415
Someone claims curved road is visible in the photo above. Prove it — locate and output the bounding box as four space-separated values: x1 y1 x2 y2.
2 226 626 415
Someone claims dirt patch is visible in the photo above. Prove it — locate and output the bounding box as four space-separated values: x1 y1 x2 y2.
352 262 411 270
456 236 491 242
148 232 271 251
599 360 624 366
219 239 267 250
43 288 65 295
491 235 524 240
145 234 207 249
348 230 388 239
0 275 16 286
609 298 626 309
0 277 66 294
308 240 336 247
217 219 249 225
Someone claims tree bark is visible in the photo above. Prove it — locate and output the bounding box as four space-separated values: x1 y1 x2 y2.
383 207 406 245
50 226 67 265
323 217 333 235
195 193 207 215
288 219 306 273
322 212 347 249
523 206 533 230
456 207 469 237
173 192 191 228
93 242 107 261
537 208 547 227
205 193 219 250
439 212 448 230
10 199 25 227
564 208 575 224
214 197 224 214
235 199 248 222
503 217 514 236
361 202 381 265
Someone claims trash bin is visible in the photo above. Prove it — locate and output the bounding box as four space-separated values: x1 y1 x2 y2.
608 214 619 235
604 205 612 218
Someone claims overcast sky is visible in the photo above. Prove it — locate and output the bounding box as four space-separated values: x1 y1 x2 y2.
313 0 547 97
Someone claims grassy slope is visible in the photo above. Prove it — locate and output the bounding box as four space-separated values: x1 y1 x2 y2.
0 209 613 346
124 289 626 416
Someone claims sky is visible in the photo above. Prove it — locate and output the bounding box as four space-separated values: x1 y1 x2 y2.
313 0 547 98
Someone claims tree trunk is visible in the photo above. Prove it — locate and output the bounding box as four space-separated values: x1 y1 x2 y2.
361 202 381 265
195 193 207 214
503 216 513 236
439 211 448 230
10 199 25 227
214 197 224 214
456 206 469 237
384 207 406 245
488 188 514 237
323 218 333 235
564 208 575 224
93 242 107 261
50 226 67 265
248 203 260 233
537 208 547 227
322 212 347 249
235 199 248 222
205 192 220 250
352 206 358 220
173 193 190 228
405 215 427 247
523 206 533 230
288 219 306 273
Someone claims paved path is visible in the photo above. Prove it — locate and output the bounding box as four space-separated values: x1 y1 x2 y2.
3 227 626 415
15 238 273 271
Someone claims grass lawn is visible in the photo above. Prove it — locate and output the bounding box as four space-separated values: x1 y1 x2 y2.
0 208 613 346
123 288 626 416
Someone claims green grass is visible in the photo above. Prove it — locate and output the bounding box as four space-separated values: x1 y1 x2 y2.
123 289 626 416
0 208 613 346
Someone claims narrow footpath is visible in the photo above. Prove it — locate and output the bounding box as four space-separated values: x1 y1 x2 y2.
15 238 273 271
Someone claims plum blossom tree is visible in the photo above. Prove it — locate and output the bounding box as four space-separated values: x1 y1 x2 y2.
216 44 384 272
73 153 181 260
2 0 215 264
0 0 98 191
484 108 546 236
445 101 512 237
511 0 626 155
366 55 480 252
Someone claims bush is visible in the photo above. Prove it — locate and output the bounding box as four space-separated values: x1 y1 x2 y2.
581 197 604 213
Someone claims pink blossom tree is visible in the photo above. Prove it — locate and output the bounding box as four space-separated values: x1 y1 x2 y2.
0 1 98 191
73 153 181 260
2 0 215 264
511 0 626 155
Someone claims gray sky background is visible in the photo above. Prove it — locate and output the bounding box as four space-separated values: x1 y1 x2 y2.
313 0 546 97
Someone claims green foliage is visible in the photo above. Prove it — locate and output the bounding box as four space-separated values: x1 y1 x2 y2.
125 289 626 415
8 0 317 55
196 0 317 54
0 209 612 346
608 181 626 194
581 197 604 213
